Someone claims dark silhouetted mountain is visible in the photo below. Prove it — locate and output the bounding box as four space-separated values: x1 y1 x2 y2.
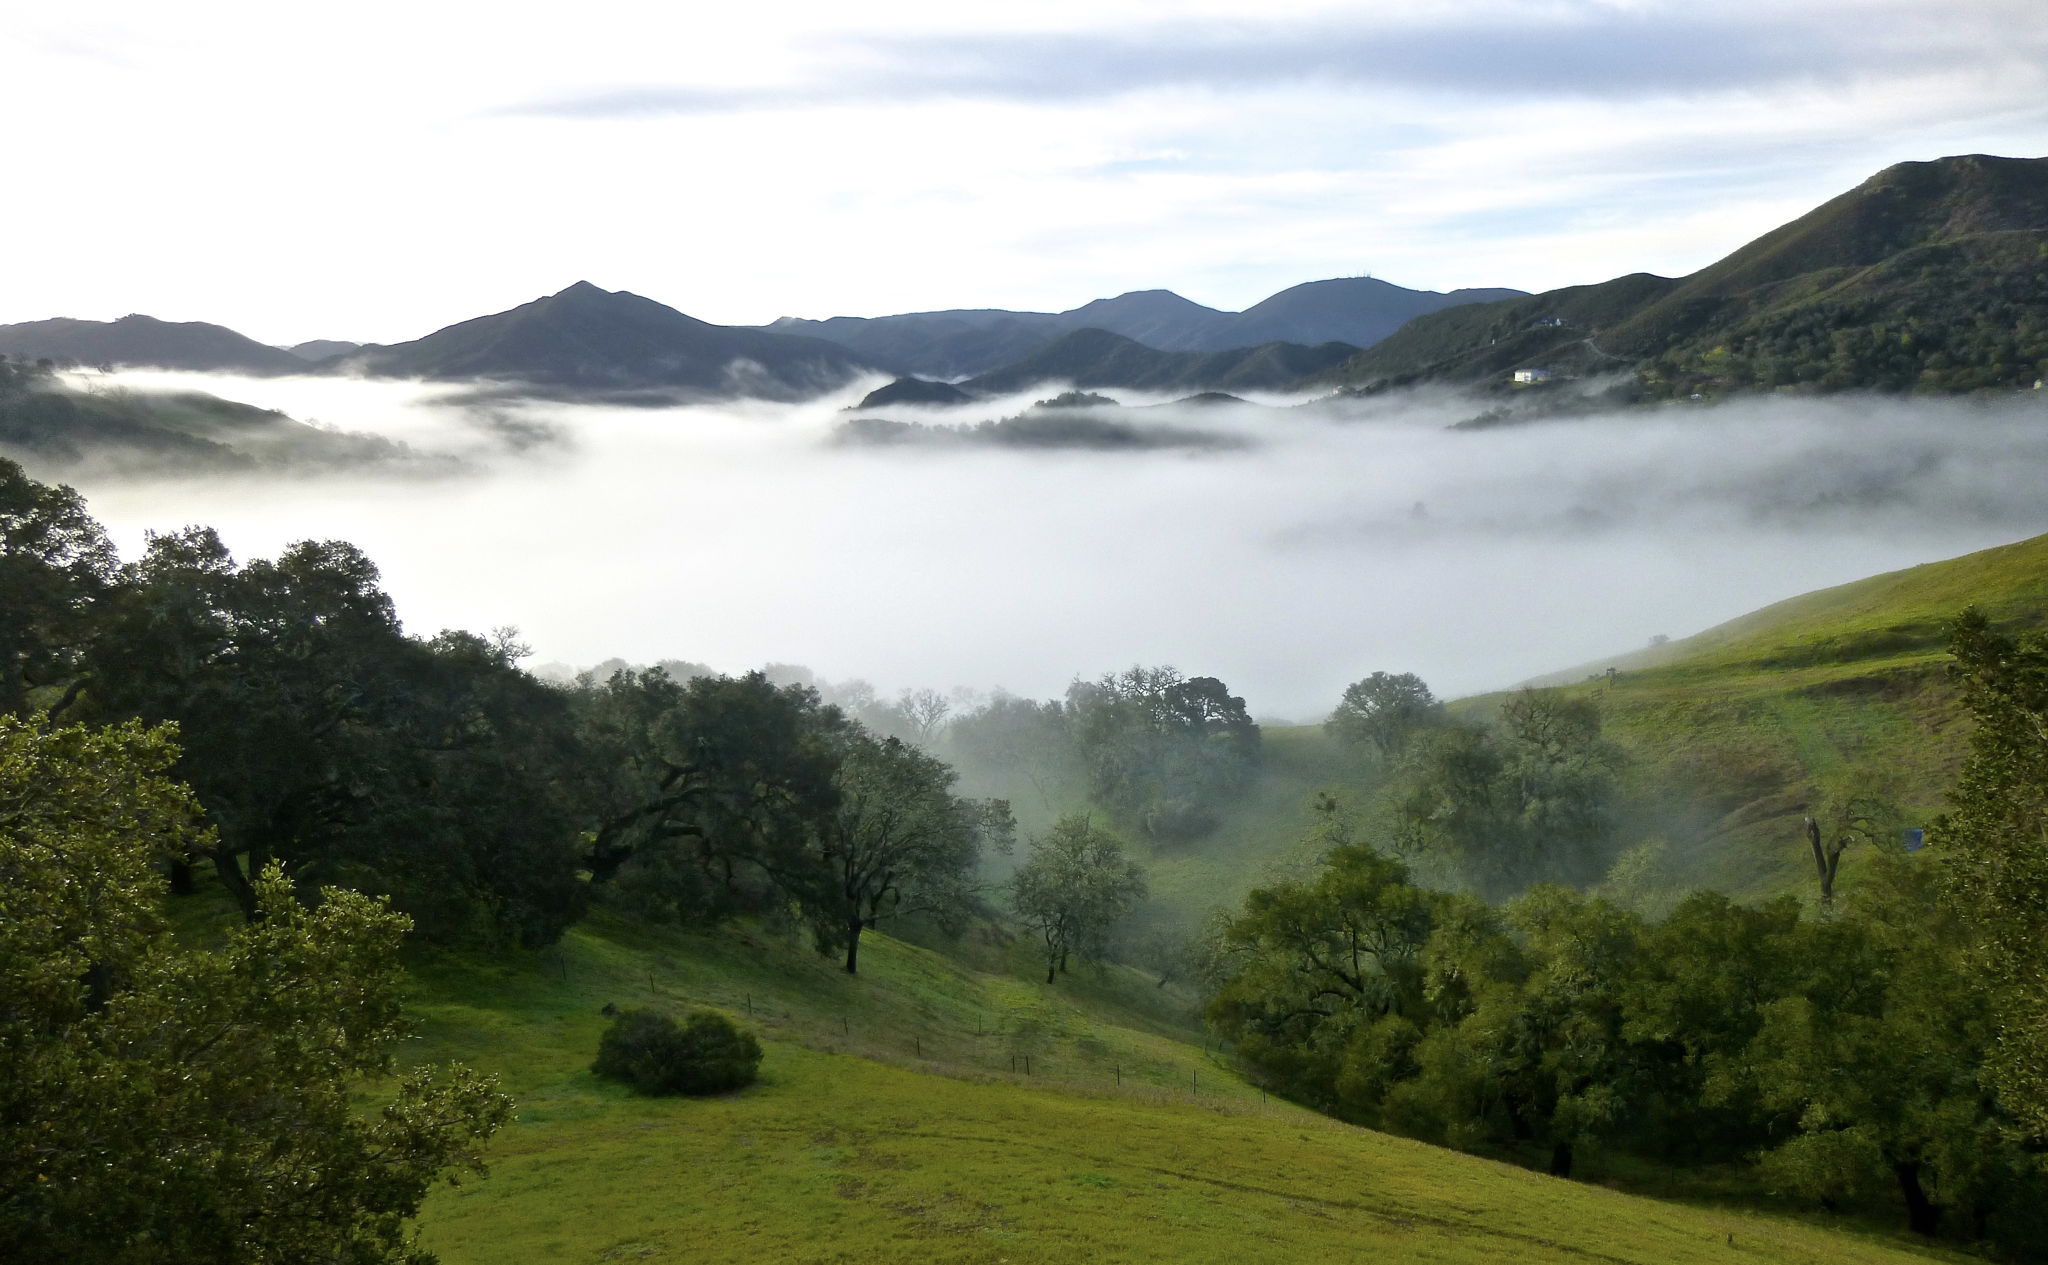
1319 154 2048 396
346 282 877 400
287 339 361 361
762 277 1522 378
766 308 1120 380
0 314 306 374
963 328 1360 395
1218 278 1525 351
851 377 976 410
1058 290 1234 349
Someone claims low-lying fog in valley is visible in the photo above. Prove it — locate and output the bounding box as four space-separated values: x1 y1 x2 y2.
54 368 2048 720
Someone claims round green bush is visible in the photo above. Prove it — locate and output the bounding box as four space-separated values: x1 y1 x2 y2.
592 1007 762 1096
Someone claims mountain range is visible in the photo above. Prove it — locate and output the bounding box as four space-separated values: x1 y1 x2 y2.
763 277 1523 378
2 153 2043 405
0 276 1488 403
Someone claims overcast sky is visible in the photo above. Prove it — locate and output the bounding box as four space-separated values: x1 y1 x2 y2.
9 1 2046 344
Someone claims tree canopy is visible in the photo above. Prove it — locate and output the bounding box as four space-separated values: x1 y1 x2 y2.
1065 666 1260 841
0 716 511 1263
1010 814 1147 983
1935 608 2048 1138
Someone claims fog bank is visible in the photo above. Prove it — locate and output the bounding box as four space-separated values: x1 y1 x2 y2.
52 371 2048 720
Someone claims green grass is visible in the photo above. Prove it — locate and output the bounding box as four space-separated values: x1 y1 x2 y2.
1138 726 1370 918
1493 532 2048 901
403 912 1964 1265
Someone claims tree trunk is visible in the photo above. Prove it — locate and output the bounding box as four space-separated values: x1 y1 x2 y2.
82 960 115 1013
213 849 257 920
1895 1160 1941 1236
1549 1141 1574 1179
1046 961 1057 984
1059 948 1070 975
1503 1097 1533 1141
843 918 863 975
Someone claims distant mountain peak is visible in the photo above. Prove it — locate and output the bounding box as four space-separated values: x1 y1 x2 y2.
338 282 875 400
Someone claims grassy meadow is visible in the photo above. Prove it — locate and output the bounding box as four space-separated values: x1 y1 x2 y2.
401 912 1964 1265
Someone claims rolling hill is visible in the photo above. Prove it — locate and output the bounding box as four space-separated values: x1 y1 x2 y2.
0 313 308 374
1320 154 2048 397
340 281 880 401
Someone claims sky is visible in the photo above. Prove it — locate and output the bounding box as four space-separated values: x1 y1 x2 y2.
7 1 2047 344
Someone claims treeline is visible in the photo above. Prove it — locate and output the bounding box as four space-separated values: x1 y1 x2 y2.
1 457 1011 969
1 457 1252 972
1211 630 2048 1257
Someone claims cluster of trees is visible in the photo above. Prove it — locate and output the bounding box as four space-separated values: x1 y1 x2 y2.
0 458 1012 973
1205 835 2045 1251
1327 673 1623 898
1222 621 2048 1255
1063 666 1261 841
1938 609 2048 1140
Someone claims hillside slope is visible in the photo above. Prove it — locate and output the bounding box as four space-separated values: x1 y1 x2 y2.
1519 531 2048 901
403 910 1960 1265
1321 154 2048 396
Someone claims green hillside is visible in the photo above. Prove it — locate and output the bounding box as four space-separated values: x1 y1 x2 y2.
1511 531 2048 901
400 905 1960 1265
1318 154 2048 396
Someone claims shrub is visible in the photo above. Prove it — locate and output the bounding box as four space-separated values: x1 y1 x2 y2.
592 1007 762 1096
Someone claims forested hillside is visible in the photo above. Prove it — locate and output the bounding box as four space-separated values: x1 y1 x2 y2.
1321 155 2048 397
